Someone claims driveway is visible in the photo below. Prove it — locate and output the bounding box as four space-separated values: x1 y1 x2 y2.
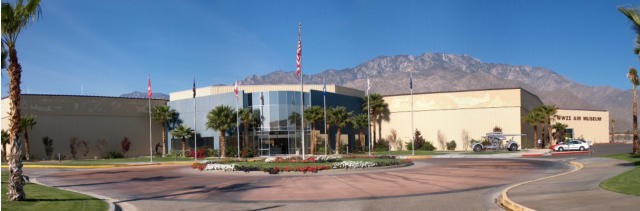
27 158 567 210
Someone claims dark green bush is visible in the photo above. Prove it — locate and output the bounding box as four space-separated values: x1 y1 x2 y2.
446 140 457 150
105 151 124 159
241 147 257 158
225 146 238 158
414 130 426 149
421 141 436 151
374 139 389 152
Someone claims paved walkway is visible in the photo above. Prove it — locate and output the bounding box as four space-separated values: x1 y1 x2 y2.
508 157 640 211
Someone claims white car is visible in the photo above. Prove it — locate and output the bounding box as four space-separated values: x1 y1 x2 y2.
552 139 591 151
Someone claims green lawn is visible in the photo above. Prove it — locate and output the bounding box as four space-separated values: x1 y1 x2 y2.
1 171 108 211
19 156 197 166
600 153 640 196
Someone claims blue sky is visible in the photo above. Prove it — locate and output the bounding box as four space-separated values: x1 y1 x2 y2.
2 0 639 96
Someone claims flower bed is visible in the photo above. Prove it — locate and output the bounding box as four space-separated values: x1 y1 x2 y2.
192 155 411 174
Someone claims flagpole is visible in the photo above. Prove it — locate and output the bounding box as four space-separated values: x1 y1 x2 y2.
323 77 327 155
193 77 198 160
367 77 371 156
297 22 306 159
411 71 414 156
236 81 241 159
148 74 153 163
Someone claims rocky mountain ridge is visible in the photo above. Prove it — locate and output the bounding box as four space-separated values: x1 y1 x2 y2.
241 53 631 131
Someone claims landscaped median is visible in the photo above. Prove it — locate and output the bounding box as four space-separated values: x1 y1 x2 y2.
190 155 413 174
600 153 640 196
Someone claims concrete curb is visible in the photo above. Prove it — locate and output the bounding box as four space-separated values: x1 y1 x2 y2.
400 155 432 160
30 177 127 211
1 161 192 169
497 161 584 211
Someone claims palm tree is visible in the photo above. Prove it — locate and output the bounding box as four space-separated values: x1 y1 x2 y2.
363 93 389 144
19 115 36 160
350 114 368 151
523 108 544 148
540 105 558 146
288 112 301 130
619 7 640 155
629 68 640 155
171 125 194 158
2 0 42 201
238 108 254 149
329 106 352 154
152 105 178 157
304 106 323 154
1 130 8 162
207 105 236 158
552 122 569 144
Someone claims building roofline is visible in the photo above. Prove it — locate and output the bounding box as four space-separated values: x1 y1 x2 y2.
1 94 168 101
382 87 535 98
557 107 609 112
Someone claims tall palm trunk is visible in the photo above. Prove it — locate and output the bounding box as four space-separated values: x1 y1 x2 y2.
311 125 316 155
372 120 377 144
219 131 226 158
633 86 639 155
7 46 25 200
547 120 553 146
161 126 167 157
243 122 248 149
359 129 364 151
181 138 186 158
532 125 538 149
377 119 382 143
24 129 31 160
335 129 341 154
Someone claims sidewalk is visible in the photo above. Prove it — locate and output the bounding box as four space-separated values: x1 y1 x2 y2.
507 157 640 211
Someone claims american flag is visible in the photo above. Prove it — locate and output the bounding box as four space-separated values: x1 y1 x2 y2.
322 78 326 96
192 78 196 98
296 31 302 77
147 77 152 99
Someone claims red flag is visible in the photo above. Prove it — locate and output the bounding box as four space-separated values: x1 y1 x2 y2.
296 33 302 77
147 77 152 99
234 81 238 96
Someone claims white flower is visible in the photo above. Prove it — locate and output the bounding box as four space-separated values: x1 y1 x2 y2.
205 163 236 171
264 157 277 163
332 161 376 169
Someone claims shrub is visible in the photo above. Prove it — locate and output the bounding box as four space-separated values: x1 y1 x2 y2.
446 140 457 151
207 148 219 157
95 139 107 158
69 137 78 159
241 147 257 158
42 137 54 160
105 151 124 159
374 139 389 152
414 130 426 150
493 126 503 132
422 141 436 151
225 145 238 158
437 130 446 151
188 148 207 158
121 137 131 155
78 139 90 158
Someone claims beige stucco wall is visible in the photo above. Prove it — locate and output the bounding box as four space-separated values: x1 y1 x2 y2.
381 88 540 151
553 109 610 143
1 95 167 160
170 84 364 101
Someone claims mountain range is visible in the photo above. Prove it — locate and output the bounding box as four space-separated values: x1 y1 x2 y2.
120 91 169 100
240 53 632 132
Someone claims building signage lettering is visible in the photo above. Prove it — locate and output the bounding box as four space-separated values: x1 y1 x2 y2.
554 115 602 121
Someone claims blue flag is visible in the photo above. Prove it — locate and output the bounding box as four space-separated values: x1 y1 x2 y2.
322 78 326 96
409 74 413 90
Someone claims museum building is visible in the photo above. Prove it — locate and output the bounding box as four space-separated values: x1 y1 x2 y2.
1 86 611 159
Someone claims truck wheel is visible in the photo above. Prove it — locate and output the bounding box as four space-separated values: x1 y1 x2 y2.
473 145 482 152
509 144 518 151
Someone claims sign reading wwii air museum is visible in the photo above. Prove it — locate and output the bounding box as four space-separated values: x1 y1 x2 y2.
554 115 603 121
